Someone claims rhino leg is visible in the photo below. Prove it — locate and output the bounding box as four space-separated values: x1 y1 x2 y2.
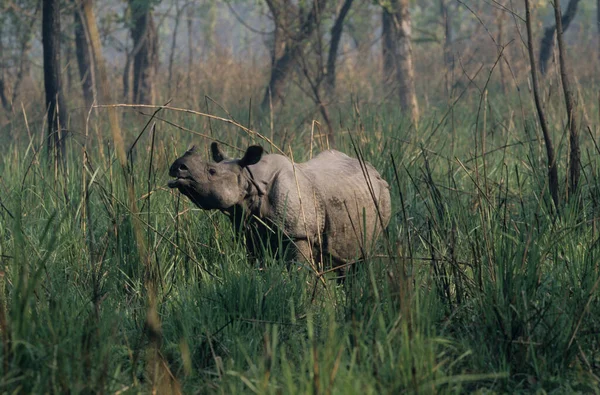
284 238 324 273
289 238 312 262
316 251 353 282
291 239 347 280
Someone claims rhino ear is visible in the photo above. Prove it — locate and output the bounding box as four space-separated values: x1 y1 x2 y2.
211 142 227 163
239 145 263 167
186 144 198 154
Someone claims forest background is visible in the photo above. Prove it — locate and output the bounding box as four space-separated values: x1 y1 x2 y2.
0 0 599 392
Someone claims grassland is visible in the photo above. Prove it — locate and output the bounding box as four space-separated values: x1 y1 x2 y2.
0 82 599 393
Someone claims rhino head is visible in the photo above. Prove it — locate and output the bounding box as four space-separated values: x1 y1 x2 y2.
168 142 264 210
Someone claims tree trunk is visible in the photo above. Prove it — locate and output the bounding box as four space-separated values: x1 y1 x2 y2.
539 0 581 74
0 78 9 112
268 23 287 71
65 35 74 92
43 0 68 161
262 46 300 109
261 0 327 110
553 0 580 197
440 0 453 95
123 52 132 102
186 8 193 95
524 0 560 209
129 0 159 104
264 3 288 105
0 38 9 111
168 0 183 95
325 0 354 94
11 4 39 109
439 0 453 66
385 0 419 124
382 9 394 83
74 0 96 111
495 3 507 95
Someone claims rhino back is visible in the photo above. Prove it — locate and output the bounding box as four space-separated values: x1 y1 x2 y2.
300 150 391 262
247 154 325 239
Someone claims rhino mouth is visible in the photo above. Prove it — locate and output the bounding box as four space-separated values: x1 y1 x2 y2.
168 176 193 189
168 161 195 189
168 178 206 206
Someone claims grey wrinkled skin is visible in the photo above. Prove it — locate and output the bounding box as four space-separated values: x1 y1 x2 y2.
169 142 392 272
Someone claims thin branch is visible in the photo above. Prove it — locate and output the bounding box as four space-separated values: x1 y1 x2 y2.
93 103 285 155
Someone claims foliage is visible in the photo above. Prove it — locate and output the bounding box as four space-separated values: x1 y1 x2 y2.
0 83 599 392
0 0 599 392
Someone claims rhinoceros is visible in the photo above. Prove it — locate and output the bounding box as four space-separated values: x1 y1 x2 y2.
168 142 391 273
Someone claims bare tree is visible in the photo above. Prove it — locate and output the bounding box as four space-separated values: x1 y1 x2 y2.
0 2 39 112
11 8 37 108
325 0 355 94
128 0 159 104
382 8 394 83
265 2 288 71
186 5 194 94
381 0 419 123
43 0 68 161
0 37 9 111
439 0 453 65
297 44 335 142
439 0 454 96
553 0 580 197
524 0 559 209
495 1 508 95
261 0 328 110
74 0 96 111
539 0 581 74
0 80 8 111
167 0 189 95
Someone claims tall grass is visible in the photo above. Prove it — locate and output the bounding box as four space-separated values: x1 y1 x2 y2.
0 85 599 393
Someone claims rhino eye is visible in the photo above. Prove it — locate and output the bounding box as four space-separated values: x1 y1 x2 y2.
208 168 217 176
